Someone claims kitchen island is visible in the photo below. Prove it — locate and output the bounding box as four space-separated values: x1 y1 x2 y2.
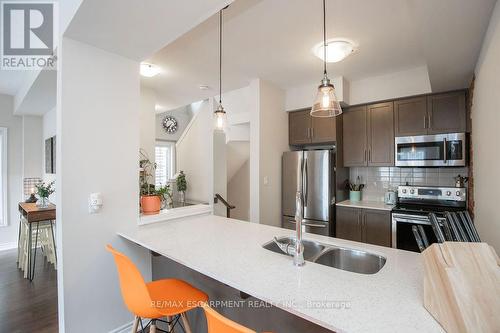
118 214 443 333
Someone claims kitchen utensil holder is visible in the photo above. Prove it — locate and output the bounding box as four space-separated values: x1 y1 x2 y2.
349 191 361 201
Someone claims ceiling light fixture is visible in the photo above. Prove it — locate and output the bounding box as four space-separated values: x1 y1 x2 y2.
155 104 166 112
140 62 161 77
214 7 228 132
313 38 356 63
310 0 342 118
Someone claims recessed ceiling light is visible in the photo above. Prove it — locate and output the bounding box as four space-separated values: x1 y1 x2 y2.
199 85 210 90
140 62 162 77
155 104 166 112
313 39 357 63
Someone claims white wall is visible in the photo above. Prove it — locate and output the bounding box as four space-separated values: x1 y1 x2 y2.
0 94 22 249
227 159 250 221
472 1 500 252
57 37 151 332
43 107 56 202
285 76 349 111
213 130 227 217
237 79 289 225
258 80 288 227
175 99 213 204
284 67 432 110
22 116 43 179
349 66 432 105
140 87 156 160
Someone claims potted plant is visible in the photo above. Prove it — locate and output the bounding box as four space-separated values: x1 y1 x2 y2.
176 171 187 203
139 150 172 215
35 181 55 208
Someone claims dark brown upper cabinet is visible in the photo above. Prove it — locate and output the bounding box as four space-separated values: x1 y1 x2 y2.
394 91 467 136
311 115 337 143
367 102 394 166
427 91 466 134
288 109 340 145
343 105 368 167
289 110 311 145
394 97 428 136
343 102 394 167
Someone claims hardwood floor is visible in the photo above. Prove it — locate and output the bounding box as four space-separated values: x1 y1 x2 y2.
0 249 58 333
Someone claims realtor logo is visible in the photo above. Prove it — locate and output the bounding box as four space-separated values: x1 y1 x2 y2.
1 1 57 70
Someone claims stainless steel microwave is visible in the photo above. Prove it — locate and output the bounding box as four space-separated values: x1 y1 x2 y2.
395 133 466 167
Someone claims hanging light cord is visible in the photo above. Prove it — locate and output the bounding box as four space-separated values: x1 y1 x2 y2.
323 0 327 76
219 9 223 105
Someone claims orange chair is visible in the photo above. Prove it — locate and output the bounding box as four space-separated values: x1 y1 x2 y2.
202 303 273 333
106 245 208 333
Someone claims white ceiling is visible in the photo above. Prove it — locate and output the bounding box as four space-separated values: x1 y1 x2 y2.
0 0 232 112
64 0 234 61
142 0 496 111
15 70 56 115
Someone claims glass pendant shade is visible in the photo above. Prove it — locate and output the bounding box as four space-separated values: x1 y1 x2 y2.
214 103 227 132
311 80 342 117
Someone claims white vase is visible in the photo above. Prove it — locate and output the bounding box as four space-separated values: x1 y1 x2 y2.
179 191 185 203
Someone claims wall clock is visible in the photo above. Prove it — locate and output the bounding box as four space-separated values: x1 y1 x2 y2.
162 116 178 134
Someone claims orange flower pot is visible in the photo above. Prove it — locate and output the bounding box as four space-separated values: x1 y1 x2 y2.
141 195 161 215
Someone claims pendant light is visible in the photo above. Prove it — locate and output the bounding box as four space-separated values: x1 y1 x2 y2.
214 8 227 132
311 0 342 117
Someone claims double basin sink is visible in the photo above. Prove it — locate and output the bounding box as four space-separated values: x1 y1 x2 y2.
263 236 386 274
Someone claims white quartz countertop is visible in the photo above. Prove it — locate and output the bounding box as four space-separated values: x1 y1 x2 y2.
118 215 443 333
337 200 395 211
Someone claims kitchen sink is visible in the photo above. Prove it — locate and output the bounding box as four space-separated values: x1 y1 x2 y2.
314 247 386 274
262 236 326 261
262 237 386 274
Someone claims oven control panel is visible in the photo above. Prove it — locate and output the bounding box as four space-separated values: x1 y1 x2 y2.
398 186 466 202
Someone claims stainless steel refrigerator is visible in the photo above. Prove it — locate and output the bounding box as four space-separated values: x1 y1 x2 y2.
282 149 347 237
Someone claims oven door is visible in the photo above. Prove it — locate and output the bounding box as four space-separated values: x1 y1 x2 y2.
395 133 466 167
392 213 445 252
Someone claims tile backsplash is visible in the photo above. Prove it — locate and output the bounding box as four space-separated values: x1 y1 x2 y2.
349 167 469 202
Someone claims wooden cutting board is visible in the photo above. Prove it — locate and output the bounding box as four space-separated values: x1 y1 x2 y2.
422 242 500 332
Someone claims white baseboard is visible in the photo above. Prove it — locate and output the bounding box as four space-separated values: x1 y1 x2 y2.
109 318 148 333
0 241 17 252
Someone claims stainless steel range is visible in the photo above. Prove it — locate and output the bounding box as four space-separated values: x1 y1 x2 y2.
391 185 467 252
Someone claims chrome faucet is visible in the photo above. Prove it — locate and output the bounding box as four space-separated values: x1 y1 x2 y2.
293 191 305 266
273 191 305 266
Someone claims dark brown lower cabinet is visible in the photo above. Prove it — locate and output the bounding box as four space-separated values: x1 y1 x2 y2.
336 206 362 242
336 206 391 247
362 209 391 247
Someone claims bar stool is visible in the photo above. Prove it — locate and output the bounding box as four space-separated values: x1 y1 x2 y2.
202 304 273 333
18 218 56 279
106 245 208 333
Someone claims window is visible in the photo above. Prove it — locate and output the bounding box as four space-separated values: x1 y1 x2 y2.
155 141 175 187
0 127 7 227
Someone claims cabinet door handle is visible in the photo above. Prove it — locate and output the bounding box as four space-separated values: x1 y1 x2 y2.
428 113 432 129
364 150 367 162
307 128 310 138
424 115 427 129
359 212 363 240
311 127 314 138
368 149 371 162
363 214 366 242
